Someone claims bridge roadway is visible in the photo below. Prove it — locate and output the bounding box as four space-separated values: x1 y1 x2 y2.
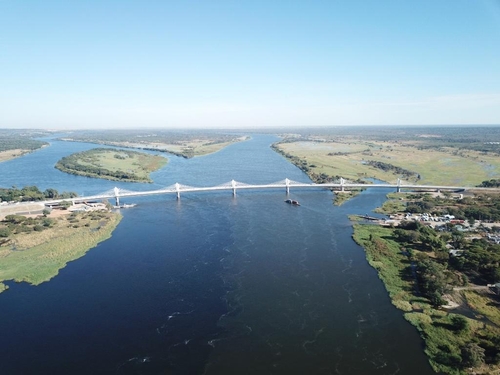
42 178 498 206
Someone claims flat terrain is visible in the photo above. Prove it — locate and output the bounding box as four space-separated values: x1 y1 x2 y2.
0 130 48 162
0 210 121 292
59 130 248 158
277 140 500 186
55 148 167 182
0 149 31 162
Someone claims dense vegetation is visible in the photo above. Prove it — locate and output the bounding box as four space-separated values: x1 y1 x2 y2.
479 179 500 188
0 130 48 161
55 148 166 182
366 160 419 180
353 193 500 374
0 186 77 202
0 137 47 152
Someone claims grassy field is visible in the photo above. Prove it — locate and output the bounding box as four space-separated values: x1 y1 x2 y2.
276 140 500 186
0 211 121 292
56 148 167 182
353 224 500 374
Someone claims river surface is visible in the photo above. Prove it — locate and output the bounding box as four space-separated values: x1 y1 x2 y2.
0 134 434 374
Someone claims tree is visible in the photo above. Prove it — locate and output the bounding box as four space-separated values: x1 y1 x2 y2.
450 315 469 332
4 215 26 224
43 188 58 199
0 227 11 237
416 258 449 306
461 343 485 368
59 201 72 210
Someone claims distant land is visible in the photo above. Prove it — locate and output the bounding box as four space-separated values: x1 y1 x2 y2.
58 130 248 158
271 125 500 188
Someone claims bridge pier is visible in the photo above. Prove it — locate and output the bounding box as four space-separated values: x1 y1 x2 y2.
175 183 181 199
231 180 237 196
113 187 120 207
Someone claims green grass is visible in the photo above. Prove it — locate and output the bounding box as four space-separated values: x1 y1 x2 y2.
463 290 500 326
352 224 500 374
374 199 406 214
56 148 167 182
0 212 121 289
333 190 361 205
277 140 500 186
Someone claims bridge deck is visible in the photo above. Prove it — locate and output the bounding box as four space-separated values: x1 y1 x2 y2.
40 179 498 205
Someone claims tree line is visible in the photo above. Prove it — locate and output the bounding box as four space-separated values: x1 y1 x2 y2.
0 186 77 202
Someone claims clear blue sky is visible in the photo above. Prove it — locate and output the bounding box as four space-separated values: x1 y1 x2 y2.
1 0 499 129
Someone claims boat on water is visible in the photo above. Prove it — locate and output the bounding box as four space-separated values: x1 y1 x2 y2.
284 199 300 206
115 203 137 209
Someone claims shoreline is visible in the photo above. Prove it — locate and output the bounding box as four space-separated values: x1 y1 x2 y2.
0 208 122 293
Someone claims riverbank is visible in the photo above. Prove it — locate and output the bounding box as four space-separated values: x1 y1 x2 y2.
352 223 500 374
0 210 122 293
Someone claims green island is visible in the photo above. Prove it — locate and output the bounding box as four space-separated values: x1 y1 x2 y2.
58 129 248 158
352 190 500 374
55 147 167 182
0 201 121 293
0 130 49 162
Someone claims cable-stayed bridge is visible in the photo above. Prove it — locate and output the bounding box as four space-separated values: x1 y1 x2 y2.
43 178 497 206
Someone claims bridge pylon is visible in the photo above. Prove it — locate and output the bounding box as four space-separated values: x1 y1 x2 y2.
397 178 401 193
175 183 181 199
113 187 120 206
231 180 237 196
340 177 345 192
285 178 290 194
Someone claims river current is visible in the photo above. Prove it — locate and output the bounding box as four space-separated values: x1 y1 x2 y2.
0 134 434 374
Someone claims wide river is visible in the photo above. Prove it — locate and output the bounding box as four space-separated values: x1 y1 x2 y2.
0 134 434 375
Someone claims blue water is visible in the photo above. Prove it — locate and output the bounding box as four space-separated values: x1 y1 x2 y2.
0 135 434 374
